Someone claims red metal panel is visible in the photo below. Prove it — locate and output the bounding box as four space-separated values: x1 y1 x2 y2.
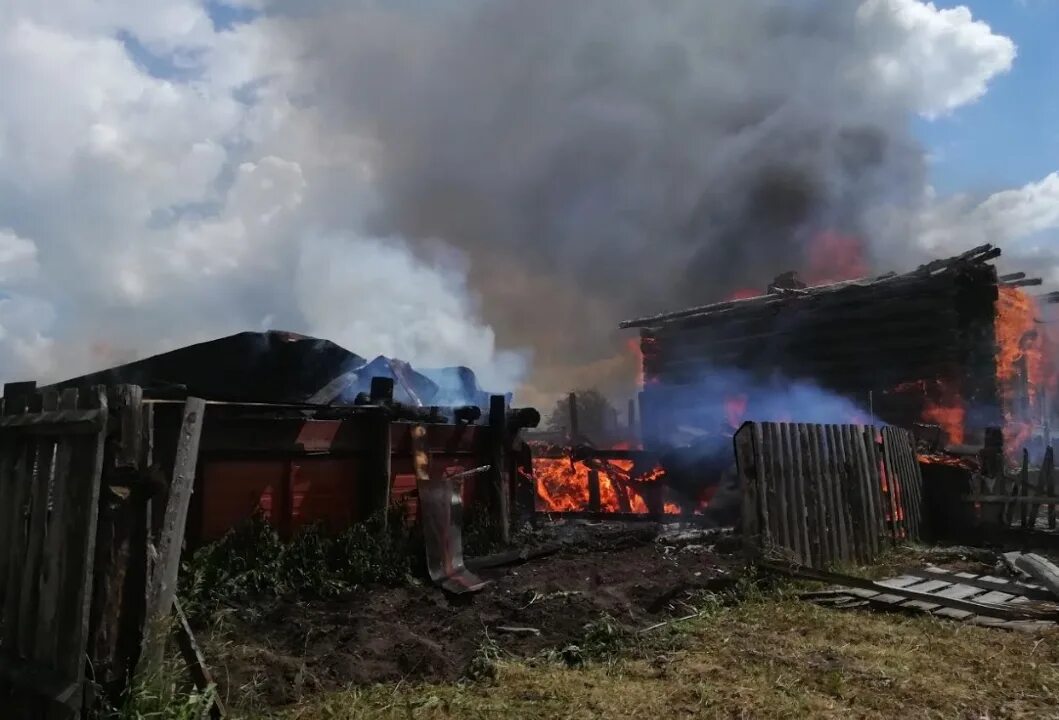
199 460 287 541
200 457 360 540
289 458 360 533
390 423 481 455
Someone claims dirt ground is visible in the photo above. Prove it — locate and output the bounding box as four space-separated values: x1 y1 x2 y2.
200 521 744 708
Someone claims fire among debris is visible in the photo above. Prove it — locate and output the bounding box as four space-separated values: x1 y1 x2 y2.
531 441 709 515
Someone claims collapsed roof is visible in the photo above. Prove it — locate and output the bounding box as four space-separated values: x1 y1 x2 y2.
46 331 495 407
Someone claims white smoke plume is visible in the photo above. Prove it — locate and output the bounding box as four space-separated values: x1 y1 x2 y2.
0 0 1052 408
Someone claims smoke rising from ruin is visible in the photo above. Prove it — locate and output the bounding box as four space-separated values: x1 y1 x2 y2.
272 0 1015 404
1 0 1045 409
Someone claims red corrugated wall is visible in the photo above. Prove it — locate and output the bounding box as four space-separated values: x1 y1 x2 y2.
192 416 484 541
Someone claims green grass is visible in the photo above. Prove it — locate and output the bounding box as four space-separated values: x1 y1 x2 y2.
179 510 416 617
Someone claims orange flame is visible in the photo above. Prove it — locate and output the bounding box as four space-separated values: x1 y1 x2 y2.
531 440 699 515
891 379 965 446
995 287 1051 456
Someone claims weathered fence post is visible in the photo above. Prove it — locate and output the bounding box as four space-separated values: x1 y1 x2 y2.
143 397 205 670
488 395 510 544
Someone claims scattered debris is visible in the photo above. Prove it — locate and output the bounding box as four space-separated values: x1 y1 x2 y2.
775 560 1059 633
1012 553 1059 600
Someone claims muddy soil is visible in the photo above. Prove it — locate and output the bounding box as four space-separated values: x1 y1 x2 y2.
199 522 742 706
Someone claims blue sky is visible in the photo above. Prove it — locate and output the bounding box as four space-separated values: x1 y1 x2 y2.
917 1 1059 196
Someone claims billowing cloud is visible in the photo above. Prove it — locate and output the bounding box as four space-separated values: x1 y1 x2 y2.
855 0 1016 117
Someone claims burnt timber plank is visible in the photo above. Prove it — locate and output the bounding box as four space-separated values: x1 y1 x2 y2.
825 425 850 565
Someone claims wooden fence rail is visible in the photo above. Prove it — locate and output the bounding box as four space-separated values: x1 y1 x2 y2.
735 422 924 569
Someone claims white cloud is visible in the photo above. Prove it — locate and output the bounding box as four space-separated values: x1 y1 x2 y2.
0 230 39 283
856 0 1016 117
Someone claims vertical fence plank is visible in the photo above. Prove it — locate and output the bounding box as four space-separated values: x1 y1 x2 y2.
2 440 37 653
823 425 848 565
883 428 907 542
813 425 838 563
53 388 108 700
837 425 862 563
779 424 804 563
806 425 831 567
836 425 857 563
17 438 56 658
852 426 880 559
790 424 815 566
34 391 76 666
902 431 925 540
766 423 791 554
796 421 817 567
734 424 761 559
750 423 773 550
144 397 206 670
863 427 887 544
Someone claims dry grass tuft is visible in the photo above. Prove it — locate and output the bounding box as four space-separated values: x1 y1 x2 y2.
250 590 1059 720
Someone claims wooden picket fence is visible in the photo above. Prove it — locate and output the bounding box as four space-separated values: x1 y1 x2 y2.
0 383 207 718
962 445 1059 533
734 422 924 568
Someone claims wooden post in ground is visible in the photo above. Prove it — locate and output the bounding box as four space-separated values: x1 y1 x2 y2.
488 395 510 544
567 392 579 444
142 397 205 672
587 469 601 514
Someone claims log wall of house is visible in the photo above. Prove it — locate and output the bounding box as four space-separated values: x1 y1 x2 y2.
633 255 1003 447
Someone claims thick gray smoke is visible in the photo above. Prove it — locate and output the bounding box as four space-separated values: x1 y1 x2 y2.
271 0 1011 404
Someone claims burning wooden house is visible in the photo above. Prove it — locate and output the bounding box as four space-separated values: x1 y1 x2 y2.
621 244 1056 460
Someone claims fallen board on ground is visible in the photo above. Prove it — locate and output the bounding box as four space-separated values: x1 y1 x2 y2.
801 565 1059 633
